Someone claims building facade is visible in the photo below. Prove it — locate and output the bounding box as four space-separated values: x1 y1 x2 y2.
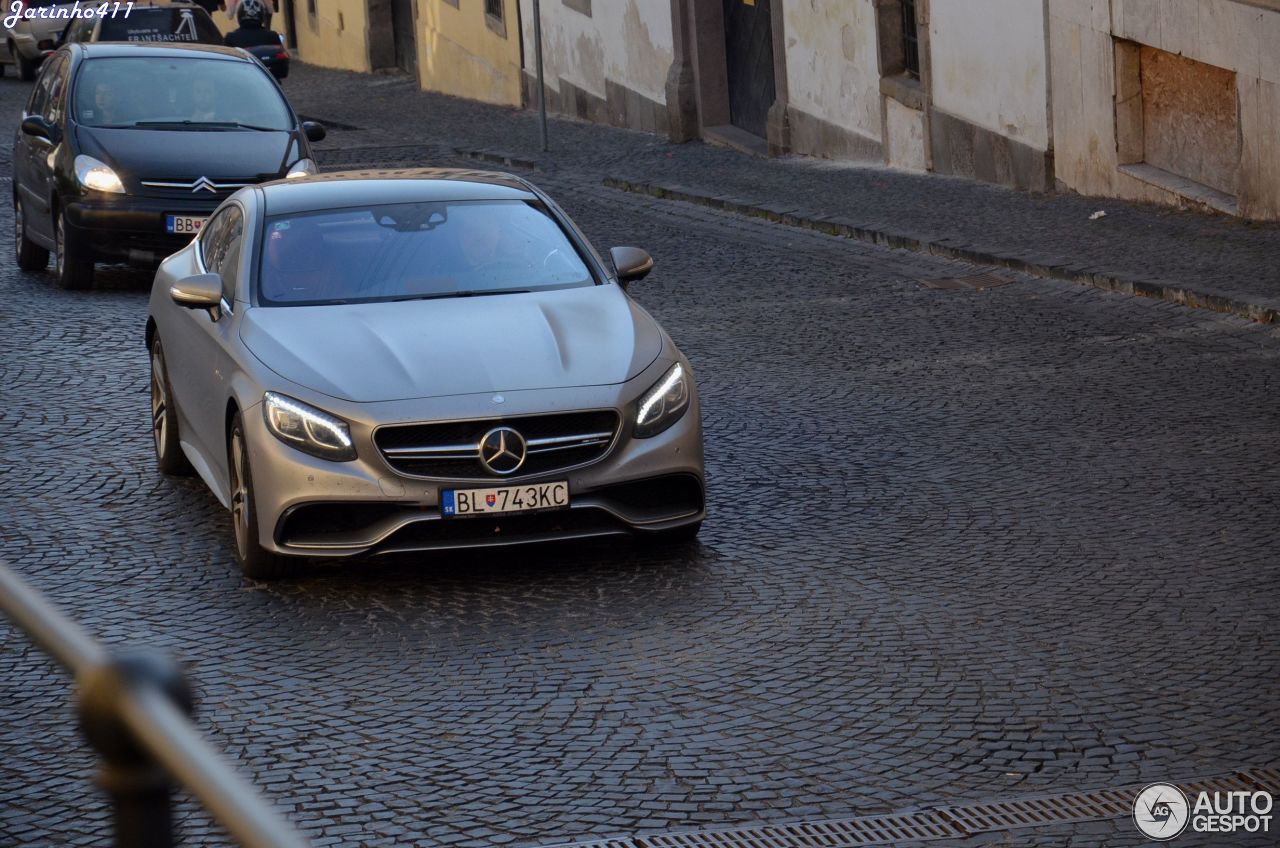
1049 0 1280 219
296 0 1280 220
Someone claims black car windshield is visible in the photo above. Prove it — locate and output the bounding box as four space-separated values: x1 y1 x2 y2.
97 8 224 44
74 57 292 130
258 200 596 305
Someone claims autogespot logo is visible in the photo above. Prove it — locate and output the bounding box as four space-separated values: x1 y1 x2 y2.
1134 783 1190 841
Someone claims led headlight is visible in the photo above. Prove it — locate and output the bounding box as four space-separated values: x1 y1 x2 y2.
285 158 317 179
74 155 125 194
262 392 355 461
634 363 690 438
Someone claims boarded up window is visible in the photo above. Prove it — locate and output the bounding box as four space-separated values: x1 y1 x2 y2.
1139 46 1239 196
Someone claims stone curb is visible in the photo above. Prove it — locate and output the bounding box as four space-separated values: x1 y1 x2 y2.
603 177 1280 324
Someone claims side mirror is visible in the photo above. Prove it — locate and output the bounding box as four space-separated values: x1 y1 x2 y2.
170 273 223 310
610 246 653 286
302 121 326 142
20 115 56 143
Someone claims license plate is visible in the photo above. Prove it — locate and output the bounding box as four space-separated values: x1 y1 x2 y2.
442 481 569 517
165 214 207 235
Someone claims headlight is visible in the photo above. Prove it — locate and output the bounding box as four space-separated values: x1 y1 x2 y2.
634 363 690 438
285 158 317 179
262 392 356 461
74 155 125 194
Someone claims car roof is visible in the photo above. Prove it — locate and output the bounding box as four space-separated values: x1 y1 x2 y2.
258 169 540 216
74 42 251 61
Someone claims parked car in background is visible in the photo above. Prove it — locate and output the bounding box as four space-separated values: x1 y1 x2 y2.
146 169 706 578
58 3 224 48
2 0 77 80
12 42 325 289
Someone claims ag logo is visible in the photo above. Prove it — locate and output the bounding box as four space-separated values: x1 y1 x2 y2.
1134 783 1190 840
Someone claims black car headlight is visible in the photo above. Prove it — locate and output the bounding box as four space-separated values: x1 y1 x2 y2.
634 363 690 438
262 392 355 461
74 154 125 194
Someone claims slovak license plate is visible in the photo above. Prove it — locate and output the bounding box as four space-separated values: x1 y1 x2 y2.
165 214 207 235
441 481 569 517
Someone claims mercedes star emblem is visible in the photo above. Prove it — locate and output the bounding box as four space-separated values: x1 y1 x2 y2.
478 426 526 475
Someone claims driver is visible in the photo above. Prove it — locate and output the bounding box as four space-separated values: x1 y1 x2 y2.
92 81 124 126
190 77 218 122
262 221 346 302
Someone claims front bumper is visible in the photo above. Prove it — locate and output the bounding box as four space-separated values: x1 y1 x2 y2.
66 196 222 264
242 385 706 558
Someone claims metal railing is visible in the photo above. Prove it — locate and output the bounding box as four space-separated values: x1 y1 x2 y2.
0 560 310 847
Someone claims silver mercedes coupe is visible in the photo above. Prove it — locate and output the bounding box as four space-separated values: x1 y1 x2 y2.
146 169 705 578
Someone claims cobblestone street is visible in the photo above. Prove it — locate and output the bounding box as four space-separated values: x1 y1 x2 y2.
2 65 1279 847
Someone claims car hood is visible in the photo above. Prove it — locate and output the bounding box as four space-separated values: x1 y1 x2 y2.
239 285 665 403
76 125 294 180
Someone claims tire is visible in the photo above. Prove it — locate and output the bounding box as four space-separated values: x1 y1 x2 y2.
54 210 94 290
15 48 36 82
150 338 193 476
14 196 48 272
228 413 300 580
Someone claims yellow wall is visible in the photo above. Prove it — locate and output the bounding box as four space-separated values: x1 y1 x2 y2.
290 0 372 72
416 0 522 106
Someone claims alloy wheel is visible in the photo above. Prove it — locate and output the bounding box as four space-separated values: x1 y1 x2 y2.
54 216 64 278
230 430 251 561
150 349 168 458
13 199 23 261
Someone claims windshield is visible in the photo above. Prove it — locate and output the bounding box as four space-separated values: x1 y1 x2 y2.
258 200 596 306
97 8 224 44
73 57 292 130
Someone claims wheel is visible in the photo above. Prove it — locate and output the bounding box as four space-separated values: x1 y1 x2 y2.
54 210 94 290
228 413 300 580
150 338 193 476
15 48 36 82
14 196 48 272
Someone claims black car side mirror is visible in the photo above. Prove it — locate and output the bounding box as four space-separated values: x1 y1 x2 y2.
20 115 57 143
171 274 223 317
610 246 653 287
302 121 326 142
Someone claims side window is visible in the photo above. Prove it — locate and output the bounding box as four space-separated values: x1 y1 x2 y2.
199 208 228 272
25 59 57 118
213 206 244 305
199 205 244 306
46 56 70 123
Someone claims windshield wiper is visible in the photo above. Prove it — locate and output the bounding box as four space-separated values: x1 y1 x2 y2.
388 289 532 302
131 121 279 131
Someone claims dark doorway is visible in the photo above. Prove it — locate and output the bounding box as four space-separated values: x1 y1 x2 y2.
722 0 776 138
390 0 416 74
281 0 297 48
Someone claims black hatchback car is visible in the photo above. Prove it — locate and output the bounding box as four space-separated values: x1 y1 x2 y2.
12 42 325 288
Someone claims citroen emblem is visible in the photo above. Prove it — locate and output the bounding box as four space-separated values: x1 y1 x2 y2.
478 426 526 475
191 176 217 193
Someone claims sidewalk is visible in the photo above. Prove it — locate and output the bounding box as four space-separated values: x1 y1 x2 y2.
287 64 1280 323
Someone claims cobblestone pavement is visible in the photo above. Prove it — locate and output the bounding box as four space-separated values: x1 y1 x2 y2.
1 65 1279 848
281 64 1280 315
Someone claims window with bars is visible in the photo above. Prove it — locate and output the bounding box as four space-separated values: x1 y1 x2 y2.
485 0 502 20
902 0 920 79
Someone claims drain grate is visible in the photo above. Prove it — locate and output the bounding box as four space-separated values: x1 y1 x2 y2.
919 273 1017 291
537 767 1280 848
